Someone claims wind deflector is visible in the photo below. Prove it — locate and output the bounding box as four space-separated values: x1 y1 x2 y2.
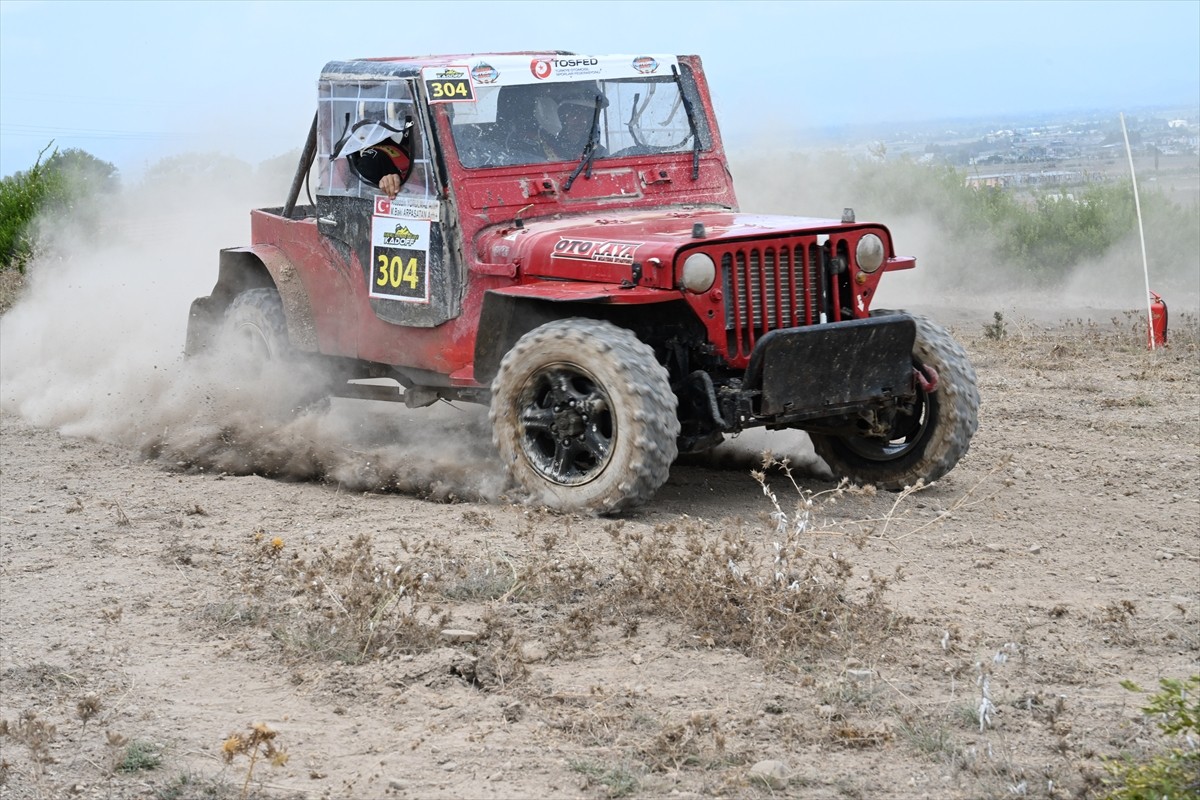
320 60 424 81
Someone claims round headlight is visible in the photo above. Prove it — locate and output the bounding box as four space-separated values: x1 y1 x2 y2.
856 233 885 274
681 252 716 293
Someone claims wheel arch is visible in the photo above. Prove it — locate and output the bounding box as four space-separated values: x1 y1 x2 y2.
473 290 702 385
185 247 319 355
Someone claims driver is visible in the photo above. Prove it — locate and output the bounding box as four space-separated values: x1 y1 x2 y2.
332 118 414 198
534 90 608 160
351 140 411 198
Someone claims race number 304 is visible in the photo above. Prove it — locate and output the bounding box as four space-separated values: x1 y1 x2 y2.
424 67 475 103
370 248 429 302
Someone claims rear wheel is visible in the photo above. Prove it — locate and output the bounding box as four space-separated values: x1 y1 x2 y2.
809 313 979 490
490 319 679 514
222 288 328 413
224 288 289 362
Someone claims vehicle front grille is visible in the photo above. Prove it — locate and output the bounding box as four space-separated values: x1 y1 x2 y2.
717 238 831 359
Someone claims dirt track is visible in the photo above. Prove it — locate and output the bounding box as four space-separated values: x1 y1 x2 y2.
2 300 1197 799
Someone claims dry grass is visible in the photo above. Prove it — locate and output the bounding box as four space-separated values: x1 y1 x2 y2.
237 532 448 664
989 308 1200 355
184 463 930 794
221 722 288 799
0 711 57 779
223 484 905 679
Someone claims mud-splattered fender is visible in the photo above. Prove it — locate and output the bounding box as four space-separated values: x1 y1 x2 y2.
473 283 678 384
187 246 319 354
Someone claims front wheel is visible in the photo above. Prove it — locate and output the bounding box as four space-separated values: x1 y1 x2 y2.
490 319 680 514
809 313 979 490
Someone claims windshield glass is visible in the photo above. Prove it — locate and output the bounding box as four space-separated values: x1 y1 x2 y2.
436 56 710 168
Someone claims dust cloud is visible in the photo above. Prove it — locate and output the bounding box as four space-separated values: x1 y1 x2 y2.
0 162 507 504
730 146 1200 319
5 146 1190 505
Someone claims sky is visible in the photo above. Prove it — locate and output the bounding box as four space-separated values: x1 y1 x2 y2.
1 0 1198 178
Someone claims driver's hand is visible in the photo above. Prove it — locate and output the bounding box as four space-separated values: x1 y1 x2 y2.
379 173 401 198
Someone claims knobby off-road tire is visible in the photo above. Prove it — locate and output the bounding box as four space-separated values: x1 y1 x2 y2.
490 318 680 514
224 288 290 362
810 312 979 490
223 287 330 415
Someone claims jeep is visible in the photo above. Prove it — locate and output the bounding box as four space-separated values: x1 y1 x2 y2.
185 52 980 513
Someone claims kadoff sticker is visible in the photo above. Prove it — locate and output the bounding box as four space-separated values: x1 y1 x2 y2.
370 214 432 303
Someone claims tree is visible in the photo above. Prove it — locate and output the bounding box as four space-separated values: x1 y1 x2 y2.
0 143 68 271
0 144 119 271
44 148 120 194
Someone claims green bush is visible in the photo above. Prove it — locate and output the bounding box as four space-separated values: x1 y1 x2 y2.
999 184 1134 278
851 158 1197 286
1104 676 1200 800
0 144 68 271
117 739 163 772
0 143 119 272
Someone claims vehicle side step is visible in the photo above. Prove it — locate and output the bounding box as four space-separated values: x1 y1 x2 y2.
333 383 404 402
331 382 440 408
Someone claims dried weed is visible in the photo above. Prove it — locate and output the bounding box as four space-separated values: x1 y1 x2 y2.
236 532 447 664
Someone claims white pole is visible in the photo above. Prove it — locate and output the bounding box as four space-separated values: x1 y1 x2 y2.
1120 112 1155 350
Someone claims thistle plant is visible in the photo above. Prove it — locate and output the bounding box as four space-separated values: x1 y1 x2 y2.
222 722 288 800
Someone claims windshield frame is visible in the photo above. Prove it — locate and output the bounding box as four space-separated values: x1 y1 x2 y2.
436 59 713 171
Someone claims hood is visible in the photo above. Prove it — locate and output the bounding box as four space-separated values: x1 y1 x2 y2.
479 208 851 288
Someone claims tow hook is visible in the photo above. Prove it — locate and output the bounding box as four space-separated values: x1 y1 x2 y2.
915 364 939 393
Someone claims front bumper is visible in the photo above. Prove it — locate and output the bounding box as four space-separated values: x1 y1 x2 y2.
742 315 916 424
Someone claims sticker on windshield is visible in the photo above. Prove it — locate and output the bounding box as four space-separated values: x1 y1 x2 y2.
632 56 659 74
370 213 432 303
438 55 679 92
423 66 475 103
471 62 499 84
530 57 604 81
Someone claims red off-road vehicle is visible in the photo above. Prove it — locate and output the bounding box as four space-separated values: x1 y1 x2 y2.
186 52 979 513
